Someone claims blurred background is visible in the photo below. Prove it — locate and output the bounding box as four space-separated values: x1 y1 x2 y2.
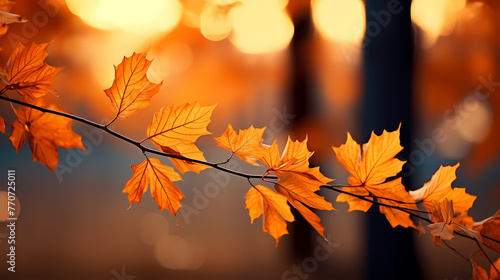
0 0 499 279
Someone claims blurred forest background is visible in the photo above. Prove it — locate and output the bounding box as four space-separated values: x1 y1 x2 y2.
0 0 499 279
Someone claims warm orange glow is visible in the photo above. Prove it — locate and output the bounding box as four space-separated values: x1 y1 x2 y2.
312 0 366 45
65 0 182 35
411 0 466 48
141 213 170 246
62 32 146 89
229 0 294 54
154 235 205 270
182 0 204 28
458 100 492 143
200 4 233 41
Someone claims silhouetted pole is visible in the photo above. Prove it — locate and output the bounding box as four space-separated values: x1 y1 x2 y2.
288 4 315 261
362 0 420 279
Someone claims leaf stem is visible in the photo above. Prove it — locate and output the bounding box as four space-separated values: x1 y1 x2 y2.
216 152 235 165
105 114 119 128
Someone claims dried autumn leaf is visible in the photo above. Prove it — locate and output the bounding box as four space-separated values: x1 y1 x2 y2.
492 258 500 280
474 210 500 253
3 41 62 99
245 185 294 245
471 254 500 280
428 199 482 247
214 124 266 166
123 157 183 215
333 126 418 228
0 9 25 24
472 254 489 280
104 52 162 119
9 99 85 171
409 164 476 213
428 199 455 241
0 114 5 134
0 1 24 37
146 102 216 174
275 172 333 240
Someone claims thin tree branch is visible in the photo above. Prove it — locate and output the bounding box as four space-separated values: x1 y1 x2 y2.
361 194 428 208
475 239 500 274
481 234 500 245
0 94 275 180
321 185 430 221
442 240 469 262
2 91 500 249
322 185 500 246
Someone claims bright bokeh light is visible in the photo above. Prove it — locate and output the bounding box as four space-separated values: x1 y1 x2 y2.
200 4 233 41
458 99 492 143
229 0 294 54
311 0 366 45
411 0 467 48
437 97 492 159
66 0 182 35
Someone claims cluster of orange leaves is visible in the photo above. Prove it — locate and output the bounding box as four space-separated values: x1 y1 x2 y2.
0 37 499 278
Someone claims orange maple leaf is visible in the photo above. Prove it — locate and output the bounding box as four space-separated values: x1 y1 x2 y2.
370 178 419 228
146 102 216 174
409 163 476 213
275 172 334 240
214 124 266 166
258 136 332 185
161 144 208 174
257 136 333 238
9 99 85 171
333 126 418 228
471 254 500 280
104 52 162 119
0 114 5 134
0 9 25 25
3 42 62 99
123 157 183 215
473 210 500 253
452 211 475 228
245 184 294 245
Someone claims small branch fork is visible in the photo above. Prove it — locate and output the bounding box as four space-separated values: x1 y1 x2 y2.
1 90 499 259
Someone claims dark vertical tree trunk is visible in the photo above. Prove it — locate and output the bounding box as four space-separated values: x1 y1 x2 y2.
288 4 315 261
362 0 420 279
